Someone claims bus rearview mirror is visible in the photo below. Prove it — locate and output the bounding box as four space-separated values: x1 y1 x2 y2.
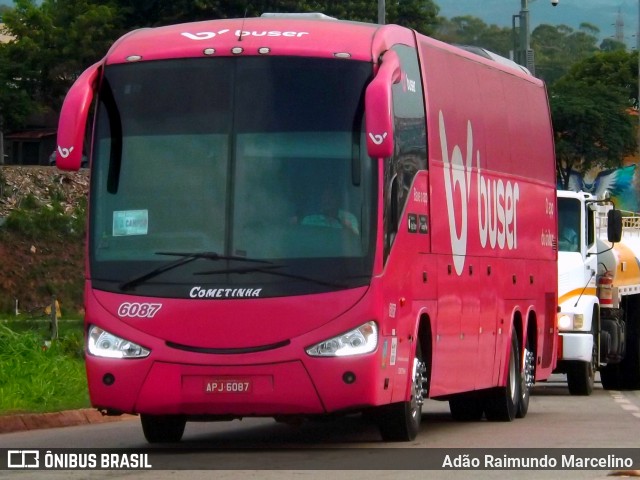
365 51 401 159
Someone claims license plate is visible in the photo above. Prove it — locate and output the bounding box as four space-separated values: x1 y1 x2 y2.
204 378 252 394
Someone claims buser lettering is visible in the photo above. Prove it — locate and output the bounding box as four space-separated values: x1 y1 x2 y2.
235 30 309 38
440 111 520 276
181 30 309 40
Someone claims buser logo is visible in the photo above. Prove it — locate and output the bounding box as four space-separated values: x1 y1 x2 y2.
439 111 520 276
181 30 309 40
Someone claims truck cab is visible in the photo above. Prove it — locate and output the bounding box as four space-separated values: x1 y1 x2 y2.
556 190 635 394
556 191 600 394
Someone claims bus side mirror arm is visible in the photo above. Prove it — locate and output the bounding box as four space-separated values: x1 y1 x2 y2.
56 62 101 171
365 51 401 159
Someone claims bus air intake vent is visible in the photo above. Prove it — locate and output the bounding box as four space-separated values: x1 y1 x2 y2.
165 339 291 354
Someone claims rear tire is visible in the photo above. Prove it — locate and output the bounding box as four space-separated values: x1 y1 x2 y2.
601 317 640 390
140 414 186 443
377 342 427 441
619 325 640 390
484 333 520 422
517 334 534 418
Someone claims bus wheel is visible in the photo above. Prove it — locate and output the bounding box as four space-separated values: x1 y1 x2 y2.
140 414 186 443
517 335 535 417
377 344 427 441
484 333 520 422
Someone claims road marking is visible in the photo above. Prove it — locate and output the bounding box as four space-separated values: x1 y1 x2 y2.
609 391 640 418
620 404 639 411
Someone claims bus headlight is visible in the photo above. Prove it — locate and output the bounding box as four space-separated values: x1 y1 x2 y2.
87 325 151 359
305 321 378 357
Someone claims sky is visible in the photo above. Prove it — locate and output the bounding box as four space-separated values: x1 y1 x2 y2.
438 0 639 47
0 0 637 46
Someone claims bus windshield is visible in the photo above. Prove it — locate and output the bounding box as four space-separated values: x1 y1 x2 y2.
90 56 376 298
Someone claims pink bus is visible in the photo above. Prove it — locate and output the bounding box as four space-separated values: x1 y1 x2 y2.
56 14 558 442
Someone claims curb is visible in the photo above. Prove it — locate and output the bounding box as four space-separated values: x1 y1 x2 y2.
0 409 136 434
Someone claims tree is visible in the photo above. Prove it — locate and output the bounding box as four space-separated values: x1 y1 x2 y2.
551 80 636 189
600 38 627 53
0 0 123 131
558 50 638 109
533 23 599 85
435 16 511 57
113 0 440 35
552 50 639 188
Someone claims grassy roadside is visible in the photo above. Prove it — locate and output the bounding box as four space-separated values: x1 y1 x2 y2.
0 319 89 415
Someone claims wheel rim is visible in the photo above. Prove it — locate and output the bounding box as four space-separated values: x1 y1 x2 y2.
523 346 535 390
412 356 428 412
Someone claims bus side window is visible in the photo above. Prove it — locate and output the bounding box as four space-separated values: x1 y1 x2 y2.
383 45 427 263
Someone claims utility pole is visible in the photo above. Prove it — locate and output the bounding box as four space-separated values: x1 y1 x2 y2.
378 0 385 25
513 0 535 74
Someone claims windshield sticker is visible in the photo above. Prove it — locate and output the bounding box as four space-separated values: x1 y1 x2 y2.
190 286 263 299
113 210 149 236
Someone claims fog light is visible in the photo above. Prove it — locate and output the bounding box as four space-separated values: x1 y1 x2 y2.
103 373 115 386
343 371 356 384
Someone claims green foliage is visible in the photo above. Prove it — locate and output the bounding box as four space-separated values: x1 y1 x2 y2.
0 0 123 131
551 50 638 189
533 23 600 85
435 16 511 57
557 50 638 109
0 324 88 414
112 0 440 35
3 193 86 240
551 79 636 188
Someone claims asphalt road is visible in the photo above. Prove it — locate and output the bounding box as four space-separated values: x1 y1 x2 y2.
0 374 638 479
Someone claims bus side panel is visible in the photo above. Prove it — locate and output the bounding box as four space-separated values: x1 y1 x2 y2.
416 38 557 394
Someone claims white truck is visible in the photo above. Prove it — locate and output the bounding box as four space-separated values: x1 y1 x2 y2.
556 190 640 395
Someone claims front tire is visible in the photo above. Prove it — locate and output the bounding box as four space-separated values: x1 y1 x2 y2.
377 343 427 441
141 414 186 443
567 360 595 395
484 333 520 422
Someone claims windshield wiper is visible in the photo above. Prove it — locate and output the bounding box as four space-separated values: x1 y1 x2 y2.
195 266 349 289
119 251 272 291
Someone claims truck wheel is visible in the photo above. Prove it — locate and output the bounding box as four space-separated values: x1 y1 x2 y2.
140 414 186 443
600 364 622 390
567 317 598 395
377 343 427 441
619 329 640 390
484 333 520 422
449 395 483 421
567 361 595 395
517 335 535 418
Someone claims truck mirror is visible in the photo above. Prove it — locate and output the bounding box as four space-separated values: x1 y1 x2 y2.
56 62 100 171
365 50 401 159
607 209 622 243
